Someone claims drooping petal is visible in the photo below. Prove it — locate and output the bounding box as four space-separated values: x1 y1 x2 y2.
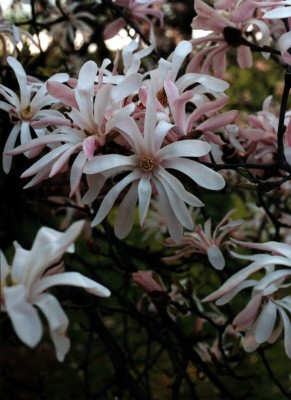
2 123 21 173
255 300 277 343
91 169 142 226
34 293 70 362
138 174 152 226
232 293 262 331
114 181 139 239
277 308 291 358
70 151 87 196
4 284 43 347
153 176 183 243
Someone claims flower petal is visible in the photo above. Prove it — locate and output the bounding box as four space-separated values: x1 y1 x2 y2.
4 284 42 347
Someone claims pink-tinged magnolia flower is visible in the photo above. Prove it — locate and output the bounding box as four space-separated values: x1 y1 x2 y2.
103 0 164 40
147 40 230 100
203 240 291 358
139 40 236 143
83 86 225 243
1 220 110 362
255 0 291 64
159 79 238 145
0 56 68 173
7 59 140 195
239 96 291 166
189 0 270 77
163 209 244 270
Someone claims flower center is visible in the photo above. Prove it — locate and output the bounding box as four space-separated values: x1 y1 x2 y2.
156 88 168 106
21 105 33 121
139 156 154 172
84 129 100 138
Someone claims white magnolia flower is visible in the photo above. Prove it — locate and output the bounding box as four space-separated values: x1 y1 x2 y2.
203 240 291 358
83 85 225 243
0 56 68 173
7 59 141 195
1 220 110 362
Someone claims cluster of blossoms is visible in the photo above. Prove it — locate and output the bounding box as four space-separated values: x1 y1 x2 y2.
1 0 291 369
2 39 235 243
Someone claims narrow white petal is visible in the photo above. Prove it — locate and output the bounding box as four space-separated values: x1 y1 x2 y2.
255 301 277 344
153 177 183 243
33 272 110 298
34 293 70 362
206 246 225 270
91 170 142 226
138 174 152 226
277 308 291 358
158 140 211 160
114 181 139 239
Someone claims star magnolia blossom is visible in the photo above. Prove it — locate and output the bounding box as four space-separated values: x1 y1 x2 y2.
7 59 140 195
0 220 110 362
255 0 291 64
239 96 291 165
189 0 270 77
0 56 69 173
83 86 225 243
163 209 244 270
203 240 291 358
